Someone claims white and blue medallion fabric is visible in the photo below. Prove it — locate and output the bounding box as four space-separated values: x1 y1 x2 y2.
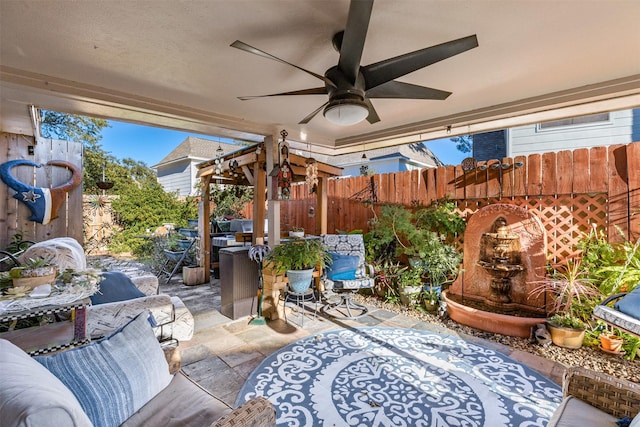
237 327 562 426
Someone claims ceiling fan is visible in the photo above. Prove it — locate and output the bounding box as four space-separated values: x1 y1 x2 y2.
231 0 478 126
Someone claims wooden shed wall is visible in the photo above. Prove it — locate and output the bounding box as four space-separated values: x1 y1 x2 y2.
0 132 84 249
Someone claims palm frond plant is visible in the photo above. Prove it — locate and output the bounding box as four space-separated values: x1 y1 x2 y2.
529 258 602 348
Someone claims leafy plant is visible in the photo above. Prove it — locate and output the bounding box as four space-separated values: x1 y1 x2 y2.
4 233 34 255
210 184 253 219
266 238 330 273
411 233 461 288
10 257 56 279
366 202 465 272
109 181 197 255
412 199 466 243
622 334 640 361
576 225 619 277
372 261 407 302
596 235 640 295
398 265 423 289
547 314 586 330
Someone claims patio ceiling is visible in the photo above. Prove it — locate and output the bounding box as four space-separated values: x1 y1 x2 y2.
1 0 639 155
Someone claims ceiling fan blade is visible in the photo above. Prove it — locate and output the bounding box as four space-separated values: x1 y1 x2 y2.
299 101 329 124
337 0 374 85
238 87 327 101
231 40 336 87
366 81 451 100
362 35 479 89
364 98 380 124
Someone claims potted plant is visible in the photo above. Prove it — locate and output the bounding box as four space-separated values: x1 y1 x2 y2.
421 287 440 312
398 266 424 306
529 258 602 349
289 226 305 238
373 261 407 301
266 238 330 293
599 329 624 354
10 257 57 289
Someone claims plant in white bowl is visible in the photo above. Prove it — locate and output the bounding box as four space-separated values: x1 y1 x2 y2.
10 258 57 289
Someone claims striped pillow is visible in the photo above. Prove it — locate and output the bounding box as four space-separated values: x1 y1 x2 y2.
36 311 172 427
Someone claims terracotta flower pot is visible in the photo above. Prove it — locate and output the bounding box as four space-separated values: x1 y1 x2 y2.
599 333 624 353
546 322 585 349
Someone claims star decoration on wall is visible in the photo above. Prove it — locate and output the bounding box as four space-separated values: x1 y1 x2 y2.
21 189 41 203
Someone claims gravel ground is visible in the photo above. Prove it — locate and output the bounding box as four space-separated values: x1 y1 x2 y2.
355 294 640 383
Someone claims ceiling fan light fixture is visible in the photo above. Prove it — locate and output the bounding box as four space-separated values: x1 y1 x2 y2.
323 99 368 126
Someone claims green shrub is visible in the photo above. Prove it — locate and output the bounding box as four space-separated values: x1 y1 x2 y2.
109 182 197 255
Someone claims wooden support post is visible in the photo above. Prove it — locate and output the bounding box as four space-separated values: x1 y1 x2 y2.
200 175 212 283
316 177 327 235
253 148 266 244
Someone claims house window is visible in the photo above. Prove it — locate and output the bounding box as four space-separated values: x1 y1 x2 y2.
538 112 610 130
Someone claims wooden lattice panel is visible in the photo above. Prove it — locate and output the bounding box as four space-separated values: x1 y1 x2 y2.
454 194 608 264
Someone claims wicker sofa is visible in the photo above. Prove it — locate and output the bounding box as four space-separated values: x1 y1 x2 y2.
547 366 640 426
0 312 276 427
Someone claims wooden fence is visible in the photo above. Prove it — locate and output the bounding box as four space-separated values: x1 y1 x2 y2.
0 133 84 249
83 195 118 255
279 141 640 263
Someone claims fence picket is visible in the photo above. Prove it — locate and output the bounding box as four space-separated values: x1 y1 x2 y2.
607 144 629 241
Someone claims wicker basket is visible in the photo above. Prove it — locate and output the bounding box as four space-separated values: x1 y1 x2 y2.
563 366 640 419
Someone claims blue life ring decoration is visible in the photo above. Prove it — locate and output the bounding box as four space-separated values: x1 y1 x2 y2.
0 159 82 224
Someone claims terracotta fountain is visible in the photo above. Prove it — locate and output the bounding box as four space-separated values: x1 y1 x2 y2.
443 203 548 337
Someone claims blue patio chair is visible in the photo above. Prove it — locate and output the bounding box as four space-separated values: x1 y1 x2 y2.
320 234 374 319
593 291 640 338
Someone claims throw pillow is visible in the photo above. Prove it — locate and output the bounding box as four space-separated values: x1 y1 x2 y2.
330 270 358 281
36 311 172 427
615 286 640 320
628 412 640 427
90 271 146 305
0 339 92 427
326 252 360 280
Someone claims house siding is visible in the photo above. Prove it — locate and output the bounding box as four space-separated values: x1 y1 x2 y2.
508 108 639 156
157 160 192 197
472 130 507 161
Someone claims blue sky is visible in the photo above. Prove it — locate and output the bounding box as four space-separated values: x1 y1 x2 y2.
99 120 467 166
99 121 218 166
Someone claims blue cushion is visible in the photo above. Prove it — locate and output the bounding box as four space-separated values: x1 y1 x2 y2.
326 252 359 280
36 312 172 427
615 287 640 320
330 269 357 281
90 271 146 305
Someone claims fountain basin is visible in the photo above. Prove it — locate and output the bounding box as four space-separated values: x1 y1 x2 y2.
442 290 545 338
477 260 524 279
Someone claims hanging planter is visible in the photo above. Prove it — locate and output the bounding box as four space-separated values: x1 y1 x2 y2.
96 181 114 190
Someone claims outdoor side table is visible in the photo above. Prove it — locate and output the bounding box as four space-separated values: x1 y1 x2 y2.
0 297 90 355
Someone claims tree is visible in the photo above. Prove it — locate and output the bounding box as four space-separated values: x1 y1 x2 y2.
39 110 197 255
40 110 108 150
40 110 112 193
40 110 157 194
450 135 472 153
110 180 197 254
